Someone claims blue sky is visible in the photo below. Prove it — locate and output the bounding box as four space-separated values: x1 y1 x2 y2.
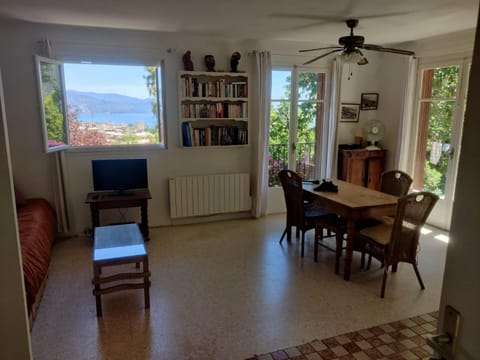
271 70 291 99
63 63 152 99
64 64 289 100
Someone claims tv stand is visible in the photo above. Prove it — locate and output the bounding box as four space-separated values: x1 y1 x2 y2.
85 189 152 241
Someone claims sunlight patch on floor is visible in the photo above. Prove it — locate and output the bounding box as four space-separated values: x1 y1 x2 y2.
422 226 449 243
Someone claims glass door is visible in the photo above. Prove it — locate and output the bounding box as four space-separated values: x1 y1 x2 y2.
269 68 327 186
413 60 470 228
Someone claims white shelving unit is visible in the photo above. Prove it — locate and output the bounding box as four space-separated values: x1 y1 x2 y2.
178 71 249 147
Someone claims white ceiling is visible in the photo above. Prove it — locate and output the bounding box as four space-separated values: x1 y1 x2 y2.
0 0 478 45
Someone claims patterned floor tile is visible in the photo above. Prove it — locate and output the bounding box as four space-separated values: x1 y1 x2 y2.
247 311 438 360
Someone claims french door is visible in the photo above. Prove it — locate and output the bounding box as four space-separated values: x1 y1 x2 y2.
269 67 327 186
413 59 470 229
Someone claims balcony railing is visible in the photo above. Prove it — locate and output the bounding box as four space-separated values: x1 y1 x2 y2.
268 142 316 187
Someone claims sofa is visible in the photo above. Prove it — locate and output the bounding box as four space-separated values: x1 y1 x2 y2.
16 198 57 326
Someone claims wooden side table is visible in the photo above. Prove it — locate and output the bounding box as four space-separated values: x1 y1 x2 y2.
85 189 152 241
92 224 151 316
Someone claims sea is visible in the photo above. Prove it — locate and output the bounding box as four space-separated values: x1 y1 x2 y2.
77 113 157 128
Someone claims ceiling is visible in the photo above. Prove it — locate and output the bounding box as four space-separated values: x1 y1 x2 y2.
0 0 478 45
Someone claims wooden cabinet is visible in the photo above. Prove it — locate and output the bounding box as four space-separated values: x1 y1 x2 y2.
338 149 386 190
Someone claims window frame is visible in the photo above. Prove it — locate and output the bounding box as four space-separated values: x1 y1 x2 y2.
35 55 70 153
34 56 166 152
269 66 328 186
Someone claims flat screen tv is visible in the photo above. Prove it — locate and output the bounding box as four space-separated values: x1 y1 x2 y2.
92 158 148 194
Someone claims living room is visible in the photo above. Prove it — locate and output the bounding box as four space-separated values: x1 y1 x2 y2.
1 1 480 359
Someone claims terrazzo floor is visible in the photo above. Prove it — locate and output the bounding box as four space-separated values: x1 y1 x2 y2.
30 214 448 359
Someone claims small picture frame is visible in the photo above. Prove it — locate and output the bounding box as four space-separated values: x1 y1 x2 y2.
340 103 360 122
360 93 379 110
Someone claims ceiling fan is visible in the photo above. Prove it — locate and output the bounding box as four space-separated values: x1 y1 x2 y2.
300 19 415 65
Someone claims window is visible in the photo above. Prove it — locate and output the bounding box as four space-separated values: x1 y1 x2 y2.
268 68 327 186
35 56 165 152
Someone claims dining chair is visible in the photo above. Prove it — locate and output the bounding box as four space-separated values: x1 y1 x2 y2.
357 191 439 298
278 170 342 259
357 169 414 267
380 170 413 197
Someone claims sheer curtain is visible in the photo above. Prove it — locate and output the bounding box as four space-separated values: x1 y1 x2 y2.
250 51 272 218
396 57 418 171
319 58 342 179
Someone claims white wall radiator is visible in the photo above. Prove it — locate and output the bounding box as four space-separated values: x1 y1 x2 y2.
169 173 251 218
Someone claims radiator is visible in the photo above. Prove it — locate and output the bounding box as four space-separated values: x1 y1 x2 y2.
169 173 251 218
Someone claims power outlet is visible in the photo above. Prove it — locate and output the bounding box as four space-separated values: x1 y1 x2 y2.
425 305 461 360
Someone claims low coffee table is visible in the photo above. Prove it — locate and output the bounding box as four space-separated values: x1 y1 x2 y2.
92 223 151 316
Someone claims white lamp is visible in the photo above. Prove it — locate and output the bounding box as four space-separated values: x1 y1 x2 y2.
338 50 364 64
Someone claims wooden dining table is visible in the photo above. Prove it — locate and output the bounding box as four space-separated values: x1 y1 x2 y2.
303 180 398 281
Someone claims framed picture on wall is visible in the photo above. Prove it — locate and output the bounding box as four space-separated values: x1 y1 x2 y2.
340 103 360 122
360 93 379 110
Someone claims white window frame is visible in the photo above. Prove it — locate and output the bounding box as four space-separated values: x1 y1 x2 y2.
34 56 166 153
269 65 329 184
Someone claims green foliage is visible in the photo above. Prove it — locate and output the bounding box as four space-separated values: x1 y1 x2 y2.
269 71 320 185
43 91 65 143
422 66 459 195
145 66 158 115
40 62 66 144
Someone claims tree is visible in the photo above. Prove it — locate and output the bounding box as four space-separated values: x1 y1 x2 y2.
40 62 66 144
269 71 321 185
422 66 459 195
68 105 108 146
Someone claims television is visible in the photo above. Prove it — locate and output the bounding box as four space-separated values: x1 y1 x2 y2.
92 158 148 194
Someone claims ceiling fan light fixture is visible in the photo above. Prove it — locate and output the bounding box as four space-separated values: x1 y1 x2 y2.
338 50 363 64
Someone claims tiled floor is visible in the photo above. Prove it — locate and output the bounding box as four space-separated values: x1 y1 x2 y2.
248 312 437 360
30 214 447 359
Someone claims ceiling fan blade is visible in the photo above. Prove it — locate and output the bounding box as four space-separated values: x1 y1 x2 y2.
303 49 343 65
363 44 415 56
299 46 343 53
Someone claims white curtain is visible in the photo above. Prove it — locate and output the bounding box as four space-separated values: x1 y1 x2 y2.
251 51 272 218
396 57 418 171
319 58 342 179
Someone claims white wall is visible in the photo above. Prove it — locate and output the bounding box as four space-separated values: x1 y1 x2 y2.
436 19 480 359
0 19 254 234
337 52 382 146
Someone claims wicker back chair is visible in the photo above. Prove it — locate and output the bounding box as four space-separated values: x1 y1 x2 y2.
278 170 341 258
358 191 439 298
380 170 413 196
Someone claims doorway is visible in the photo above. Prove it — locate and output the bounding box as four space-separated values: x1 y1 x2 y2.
412 59 470 229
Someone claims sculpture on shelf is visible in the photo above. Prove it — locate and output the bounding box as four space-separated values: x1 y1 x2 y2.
230 52 241 72
183 50 194 71
204 55 216 72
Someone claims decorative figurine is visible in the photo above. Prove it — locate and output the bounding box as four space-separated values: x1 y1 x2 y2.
183 50 194 71
230 52 241 72
204 55 216 72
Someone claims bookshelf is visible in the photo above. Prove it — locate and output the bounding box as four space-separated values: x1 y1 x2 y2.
178 71 249 147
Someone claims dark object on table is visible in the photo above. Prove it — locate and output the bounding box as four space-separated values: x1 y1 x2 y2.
302 179 320 184
314 179 338 192
182 50 194 71
230 51 241 72
205 55 215 72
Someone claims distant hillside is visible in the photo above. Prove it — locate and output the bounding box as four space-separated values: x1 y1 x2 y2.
66 90 154 114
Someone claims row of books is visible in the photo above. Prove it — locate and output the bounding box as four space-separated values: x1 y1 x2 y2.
181 77 248 98
181 102 248 119
182 122 248 146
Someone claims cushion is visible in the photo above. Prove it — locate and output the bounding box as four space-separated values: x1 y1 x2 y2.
360 222 392 246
